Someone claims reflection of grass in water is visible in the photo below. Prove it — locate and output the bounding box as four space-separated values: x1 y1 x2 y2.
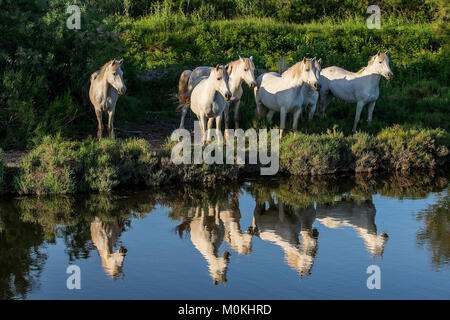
247 170 449 209
415 187 449 270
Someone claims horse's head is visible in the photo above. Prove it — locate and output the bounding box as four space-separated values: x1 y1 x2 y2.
300 58 321 91
370 51 393 80
104 59 127 95
230 56 257 89
313 57 322 81
211 65 232 101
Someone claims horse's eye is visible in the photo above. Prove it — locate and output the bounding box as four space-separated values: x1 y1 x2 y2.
306 68 310 72
217 78 221 81
379 61 383 64
244 69 248 72
112 72 117 75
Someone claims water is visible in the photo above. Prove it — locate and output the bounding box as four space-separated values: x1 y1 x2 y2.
0 171 449 300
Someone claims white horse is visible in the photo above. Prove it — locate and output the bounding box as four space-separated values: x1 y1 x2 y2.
89 59 127 139
190 65 231 144
318 52 393 132
300 58 322 121
254 58 321 138
177 57 257 131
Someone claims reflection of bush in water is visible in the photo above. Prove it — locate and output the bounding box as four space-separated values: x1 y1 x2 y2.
164 184 242 222
415 187 449 270
247 171 449 209
0 204 47 299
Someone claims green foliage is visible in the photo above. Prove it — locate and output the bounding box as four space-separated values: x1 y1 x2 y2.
280 129 351 175
14 136 160 195
377 125 450 171
0 149 4 194
1 1 448 150
280 125 450 175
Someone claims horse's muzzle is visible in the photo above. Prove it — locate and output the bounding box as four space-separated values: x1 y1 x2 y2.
386 72 393 80
250 82 257 89
224 92 231 101
119 87 127 95
313 82 321 91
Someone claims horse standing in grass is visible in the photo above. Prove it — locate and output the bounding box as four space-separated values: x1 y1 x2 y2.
189 65 232 144
318 52 393 132
89 59 127 139
177 57 257 131
254 58 321 138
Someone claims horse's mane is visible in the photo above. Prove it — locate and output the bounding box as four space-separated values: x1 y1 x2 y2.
98 60 118 80
282 60 311 79
227 57 254 75
357 55 376 74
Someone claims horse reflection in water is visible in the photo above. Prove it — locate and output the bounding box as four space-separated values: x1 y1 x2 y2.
252 200 319 277
90 217 127 279
315 198 388 256
175 197 253 285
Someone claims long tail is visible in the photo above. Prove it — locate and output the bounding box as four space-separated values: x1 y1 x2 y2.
176 69 192 112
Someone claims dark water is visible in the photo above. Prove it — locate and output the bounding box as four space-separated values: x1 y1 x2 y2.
0 171 449 300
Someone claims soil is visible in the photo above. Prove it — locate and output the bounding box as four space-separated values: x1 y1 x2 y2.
2 115 195 167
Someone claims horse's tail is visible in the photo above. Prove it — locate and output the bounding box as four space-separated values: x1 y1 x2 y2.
175 69 192 112
278 56 288 75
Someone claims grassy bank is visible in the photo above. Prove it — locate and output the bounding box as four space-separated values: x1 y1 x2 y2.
1 1 448 149
0 125 448 196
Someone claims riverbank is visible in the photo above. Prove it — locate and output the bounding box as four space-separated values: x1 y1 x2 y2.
1 125 448 196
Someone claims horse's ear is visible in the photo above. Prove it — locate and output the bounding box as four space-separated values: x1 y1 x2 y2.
377 51 381 56
318 58 322 65
249 56 253 61
303 57 306 63
226 63 232 75
216 64 220 71
117 59 123 66
385 50 389 55
313 56 316 61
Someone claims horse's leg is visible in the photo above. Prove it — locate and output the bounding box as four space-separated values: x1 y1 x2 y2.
224 102 230 139
266 110 275 123
319 90 330 117
179 104 189 129
94 108 103 140
280 107 287 139
234 99 241 130
309 101 317 121
215 115 223 144
254 86 265 120
107 109 115 139
200 114 207 144
353 101 365 133
367 101 376 125
206 118 214 142
293 107 301 132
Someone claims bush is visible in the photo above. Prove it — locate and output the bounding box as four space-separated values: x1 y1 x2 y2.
377 125 450 171
280 126 450 175
280 129 352 175
14 136 159 195
350 132 382 172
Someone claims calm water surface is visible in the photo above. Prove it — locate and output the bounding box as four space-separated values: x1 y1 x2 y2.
1 171 449 299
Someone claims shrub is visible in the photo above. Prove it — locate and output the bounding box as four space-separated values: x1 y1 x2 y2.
377 125 450 171
280 129 352 175
14 136 159 195
350 132 382 172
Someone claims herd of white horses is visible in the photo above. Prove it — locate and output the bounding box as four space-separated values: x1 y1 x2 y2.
89 52 393 141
